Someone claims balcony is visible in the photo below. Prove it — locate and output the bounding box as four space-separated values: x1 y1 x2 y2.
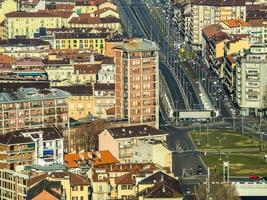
119 153 132 158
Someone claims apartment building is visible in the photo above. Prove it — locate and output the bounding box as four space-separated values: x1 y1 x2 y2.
0 88 70 134
99 125 167 163
72 63 101 84
236 45 267 116
92 163 159 200
68 16 122 32
114 38 160 128
93 83 115 118
55 85 95 120
0 126 64 170
0 0 17 23
202 22 250 78
4 12 63 39
0 168 29 200
190 0 246 48
0 38 50 58
53 32 108 54
97 58 115 84
13 57 47 80
43 57 74 86
137 171 183 200
132 139 172 169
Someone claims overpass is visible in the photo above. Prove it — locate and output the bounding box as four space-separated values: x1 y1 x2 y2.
234 182 267 197
115 0 217 122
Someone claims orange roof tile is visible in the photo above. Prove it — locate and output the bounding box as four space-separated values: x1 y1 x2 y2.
64 150 119 168
115 173 136 185
0 55 14 64
223 19 250 28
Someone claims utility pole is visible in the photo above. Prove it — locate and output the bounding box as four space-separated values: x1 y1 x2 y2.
206 167 210 200
241 117 244 136
233 116 236 131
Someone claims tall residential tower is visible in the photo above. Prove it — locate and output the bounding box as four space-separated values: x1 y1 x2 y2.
114 38 159 128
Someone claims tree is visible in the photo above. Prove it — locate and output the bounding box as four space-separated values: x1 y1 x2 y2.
195 174 240 200
74 120 110 152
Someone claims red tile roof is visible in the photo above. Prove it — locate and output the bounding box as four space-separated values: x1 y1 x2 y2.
64 150 119 168
74 64 101 74
222 19 250 28
115 173 136 185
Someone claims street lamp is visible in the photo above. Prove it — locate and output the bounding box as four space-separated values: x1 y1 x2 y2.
216 137 226 160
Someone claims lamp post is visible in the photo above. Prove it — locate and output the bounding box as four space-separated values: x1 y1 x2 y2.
216 137 226 160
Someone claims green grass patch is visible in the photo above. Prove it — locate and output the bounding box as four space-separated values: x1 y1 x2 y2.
202 153 267 176
191 129 261 149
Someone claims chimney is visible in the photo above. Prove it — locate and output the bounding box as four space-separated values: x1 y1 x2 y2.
162 185 165 193
96 151 101 160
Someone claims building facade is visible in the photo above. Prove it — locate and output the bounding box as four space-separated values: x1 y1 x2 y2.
0 126 64 170
236 45 267 116
114 38 160 128
0 88 70 134
190 0 246 48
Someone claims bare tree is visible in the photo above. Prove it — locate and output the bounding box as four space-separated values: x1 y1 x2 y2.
195 175 240 200
74 120 110 152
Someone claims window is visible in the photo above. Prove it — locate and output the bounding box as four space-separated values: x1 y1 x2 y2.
80 186 83 191
72 197 78 200
72 186 78 191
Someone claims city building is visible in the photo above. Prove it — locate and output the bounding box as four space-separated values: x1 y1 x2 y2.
0 88 70 134
93 83 115 118
4 12 63 38
27 179 63 200
53 32 108 54
0 0 17 23
190 0 246 48
74 1 97 14
0 168 29 199
0 54 14 75
132 139 172 169
64 150 119 170
97 57 115 83
0 126 64 170
49 172 90 200
19 0 46 12
0 38 50 58
55 85 95 120
137 171 183 200
92 163 160 200
72 63 101 84
202 22 250 78
12 57 47 80
236 45 267 116
99 125 167 163
114 38 160 128
105 34 124 57
44 57 74 86
68 15 122 32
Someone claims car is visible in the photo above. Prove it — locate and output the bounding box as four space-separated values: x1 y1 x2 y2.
185 188 191 195
197 165 203 175
249 175 260 180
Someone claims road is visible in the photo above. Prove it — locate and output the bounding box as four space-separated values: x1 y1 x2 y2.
130 0 201 109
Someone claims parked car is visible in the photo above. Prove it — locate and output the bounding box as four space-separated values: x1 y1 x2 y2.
249 175 260 180
197 165 203 175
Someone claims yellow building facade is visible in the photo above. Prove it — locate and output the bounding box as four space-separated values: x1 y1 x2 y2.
54 32 107 54
49 172 90 200
5 12 62 38
0 0 17 23
55 85 95 120
74 2 97 14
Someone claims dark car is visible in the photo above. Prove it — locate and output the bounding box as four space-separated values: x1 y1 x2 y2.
197 165 203 175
